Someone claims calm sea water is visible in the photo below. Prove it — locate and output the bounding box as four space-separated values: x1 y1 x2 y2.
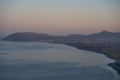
0 41 119 80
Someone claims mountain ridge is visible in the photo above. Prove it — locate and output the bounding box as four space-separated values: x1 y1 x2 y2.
2 31 120 43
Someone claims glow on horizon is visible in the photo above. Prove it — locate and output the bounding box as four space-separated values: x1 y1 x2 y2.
0 0 120 35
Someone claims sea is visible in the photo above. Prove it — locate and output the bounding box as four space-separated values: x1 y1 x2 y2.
0 41 120 80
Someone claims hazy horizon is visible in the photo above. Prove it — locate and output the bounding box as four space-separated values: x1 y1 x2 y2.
0 0 120 36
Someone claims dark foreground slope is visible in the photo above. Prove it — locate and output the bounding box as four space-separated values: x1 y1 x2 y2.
2 31 120 73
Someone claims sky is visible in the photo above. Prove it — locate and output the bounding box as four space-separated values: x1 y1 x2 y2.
0 0 120 36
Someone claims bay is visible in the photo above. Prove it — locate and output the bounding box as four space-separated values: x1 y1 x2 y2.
0 41 119 80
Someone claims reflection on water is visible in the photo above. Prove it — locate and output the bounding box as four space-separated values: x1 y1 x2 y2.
0 41 119 80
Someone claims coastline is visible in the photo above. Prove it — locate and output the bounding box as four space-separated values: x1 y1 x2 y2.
109 62 120 74
64 43 120 74
1 40 120 74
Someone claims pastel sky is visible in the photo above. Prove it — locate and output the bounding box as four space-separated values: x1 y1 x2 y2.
0 0 120 36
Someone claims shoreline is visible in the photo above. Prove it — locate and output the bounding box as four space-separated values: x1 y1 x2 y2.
1 40 120 74
64 43 120 74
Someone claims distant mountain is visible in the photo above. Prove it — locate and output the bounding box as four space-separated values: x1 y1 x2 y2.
2 32 62 42
2 31 120 43
66 34 85 38
88 31 117 37
87 31 120 42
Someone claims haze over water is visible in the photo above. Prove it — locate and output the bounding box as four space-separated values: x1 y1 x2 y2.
0 41 120 80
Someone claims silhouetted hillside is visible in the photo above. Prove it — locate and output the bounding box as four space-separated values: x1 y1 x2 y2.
87 31 120 43
2 32 64 42
2 31 120 43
